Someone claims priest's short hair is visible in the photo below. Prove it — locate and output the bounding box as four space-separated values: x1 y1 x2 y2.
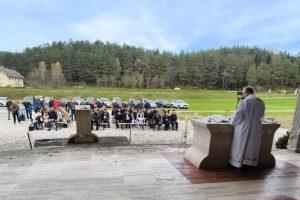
243 86 255 94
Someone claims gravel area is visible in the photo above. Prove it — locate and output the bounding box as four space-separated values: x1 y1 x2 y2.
0 107 193 152
0 107 287 152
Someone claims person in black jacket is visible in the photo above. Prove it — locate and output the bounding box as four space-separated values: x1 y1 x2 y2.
170 110 178 131
6 98 12 120
48 99 54 108
99 108 110 128
47 108 58 131
23 101 31 120
162 110 170 131
124 109 132 129
136 100 144 111
144 101 151 110
152 110 162 130
115 108 123 128
91 109 100 130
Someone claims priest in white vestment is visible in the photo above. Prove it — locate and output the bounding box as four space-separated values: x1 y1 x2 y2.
229 86 265 168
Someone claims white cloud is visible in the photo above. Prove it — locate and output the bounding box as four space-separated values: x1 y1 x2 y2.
70 13 189 52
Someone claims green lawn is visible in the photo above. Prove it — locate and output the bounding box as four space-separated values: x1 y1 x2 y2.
0 87 298 128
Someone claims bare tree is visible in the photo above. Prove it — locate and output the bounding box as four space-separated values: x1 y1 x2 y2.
49 61 66 88
26 61 49 88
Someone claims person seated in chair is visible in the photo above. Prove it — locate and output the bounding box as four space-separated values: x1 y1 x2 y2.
32 108 44 130
99 107 110 128
115 107 123 128
170 110 178 131
47 108 58 131
137 109 145 123
162 110 170 131
124 109 132 129
152 110 162 130
91 108 100 130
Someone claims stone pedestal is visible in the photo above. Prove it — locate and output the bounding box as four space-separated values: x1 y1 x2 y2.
184 119 280 169
68 106 98 144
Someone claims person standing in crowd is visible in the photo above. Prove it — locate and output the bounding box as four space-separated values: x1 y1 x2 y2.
67 100 76 121
144 100 151 110
53 98 61 110
6 98 12 120
229 86 265 171
137 100 144 111
18 101 26 121
23 100 31 120
28 103 35 122
10 100 20 124
48 98 54 108
170 110 178 131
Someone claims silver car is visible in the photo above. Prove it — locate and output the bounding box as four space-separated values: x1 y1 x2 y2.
171 99 189 109
99 98 111 108
0 97 8 107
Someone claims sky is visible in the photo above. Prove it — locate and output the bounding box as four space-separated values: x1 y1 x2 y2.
0 0 300 54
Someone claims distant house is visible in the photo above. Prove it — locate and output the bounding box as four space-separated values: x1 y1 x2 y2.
0 66 24 87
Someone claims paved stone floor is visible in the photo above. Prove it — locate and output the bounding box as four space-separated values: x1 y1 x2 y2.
0 145 299 200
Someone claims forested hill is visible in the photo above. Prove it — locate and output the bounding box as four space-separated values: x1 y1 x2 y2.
0 40 299 89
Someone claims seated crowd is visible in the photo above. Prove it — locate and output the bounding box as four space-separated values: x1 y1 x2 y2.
109 106 178 131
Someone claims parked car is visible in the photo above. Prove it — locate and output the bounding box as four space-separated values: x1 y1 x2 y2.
44 97 53 104
147 100 157 108
141 97 148 103
23 96 33 103
60 98 69 107
112 97 122 106
73 96 84 105
128 98 139 106
0 97 8 107
171 99 189 109
155 99 171 108
34 96 43 100
86 97 94 104
99 98 111 108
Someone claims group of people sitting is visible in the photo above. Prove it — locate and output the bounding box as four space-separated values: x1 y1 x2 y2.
90 105 178 131
29 106 71 131
109 106 179 131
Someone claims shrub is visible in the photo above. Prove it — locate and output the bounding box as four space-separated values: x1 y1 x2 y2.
275 131 290 149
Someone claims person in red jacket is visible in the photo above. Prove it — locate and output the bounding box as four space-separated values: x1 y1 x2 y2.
53 99 61 109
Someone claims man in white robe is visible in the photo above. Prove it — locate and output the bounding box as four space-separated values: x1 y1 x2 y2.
229 86 265 168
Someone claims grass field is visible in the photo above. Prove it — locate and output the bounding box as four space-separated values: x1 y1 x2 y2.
0 87 298 128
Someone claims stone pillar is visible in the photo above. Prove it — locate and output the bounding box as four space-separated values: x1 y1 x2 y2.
288 88 300 153
68 105 98 144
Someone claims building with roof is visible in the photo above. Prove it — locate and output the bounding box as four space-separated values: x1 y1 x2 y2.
0 66 24 87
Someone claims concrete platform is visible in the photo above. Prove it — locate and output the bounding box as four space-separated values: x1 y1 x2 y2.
0 145 300 200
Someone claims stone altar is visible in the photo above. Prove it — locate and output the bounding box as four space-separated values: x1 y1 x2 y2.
68 105 98 144
184 119 280 169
